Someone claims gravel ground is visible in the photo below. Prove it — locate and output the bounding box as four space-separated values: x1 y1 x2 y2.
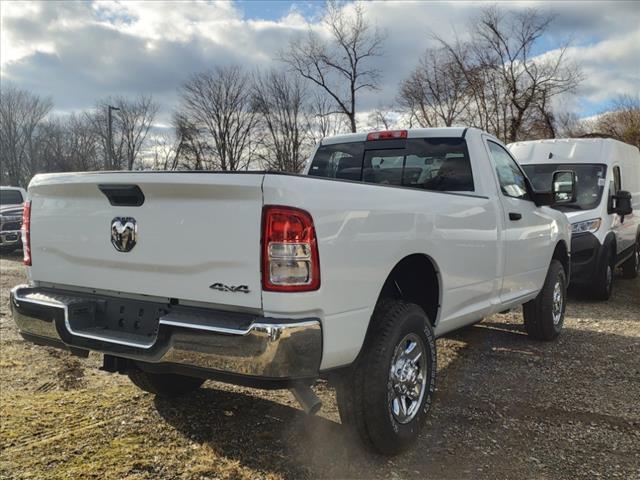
1 252 639 479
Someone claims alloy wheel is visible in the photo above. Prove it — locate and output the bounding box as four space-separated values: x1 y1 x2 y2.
388 333 427 424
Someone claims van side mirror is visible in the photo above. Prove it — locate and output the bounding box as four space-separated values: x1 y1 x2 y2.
551 170 577 204
613 190 633 218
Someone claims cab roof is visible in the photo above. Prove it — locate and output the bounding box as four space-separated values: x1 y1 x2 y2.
320 127 473 145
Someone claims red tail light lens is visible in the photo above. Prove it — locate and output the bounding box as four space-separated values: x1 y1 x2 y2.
262 205 320 292
366 130 408 141
22 201 31 266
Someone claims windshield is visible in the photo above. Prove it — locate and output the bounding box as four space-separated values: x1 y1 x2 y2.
0 189 24 205
308 138 474 192
521 163 607 211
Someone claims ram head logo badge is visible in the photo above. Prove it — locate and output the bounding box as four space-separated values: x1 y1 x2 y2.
111 217 137 252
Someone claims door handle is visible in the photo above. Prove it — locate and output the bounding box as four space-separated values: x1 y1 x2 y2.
509 212 522 221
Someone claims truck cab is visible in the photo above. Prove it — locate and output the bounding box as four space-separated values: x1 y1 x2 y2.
509 138 640 299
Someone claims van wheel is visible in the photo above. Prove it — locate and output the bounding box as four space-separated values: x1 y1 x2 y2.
335 299 436 455
127 370 205 397
621 238 639 279
591 248 615 300
523 259 566 341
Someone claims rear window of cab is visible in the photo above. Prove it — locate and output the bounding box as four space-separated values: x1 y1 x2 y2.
0 189 24 205
308 138 474 192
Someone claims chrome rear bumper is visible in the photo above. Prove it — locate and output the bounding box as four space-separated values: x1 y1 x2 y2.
10 284 322 381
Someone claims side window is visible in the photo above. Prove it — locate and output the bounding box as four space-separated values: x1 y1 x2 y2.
613 166 621 193
487 141 530 200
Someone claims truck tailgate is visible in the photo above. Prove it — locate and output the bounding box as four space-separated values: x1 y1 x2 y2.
28 172 264 310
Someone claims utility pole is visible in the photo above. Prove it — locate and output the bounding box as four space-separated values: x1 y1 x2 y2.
107 105 120 169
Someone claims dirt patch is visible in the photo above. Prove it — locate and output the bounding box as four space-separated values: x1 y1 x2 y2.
48 349 86 391
1 253 638 479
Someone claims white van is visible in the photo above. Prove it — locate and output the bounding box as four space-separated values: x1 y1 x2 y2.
509 138 640 300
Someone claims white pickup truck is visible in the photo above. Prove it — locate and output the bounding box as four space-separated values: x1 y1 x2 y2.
12 127 574 454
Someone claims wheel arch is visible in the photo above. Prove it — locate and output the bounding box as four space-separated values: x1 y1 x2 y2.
552 239 570 277
375 253 441 327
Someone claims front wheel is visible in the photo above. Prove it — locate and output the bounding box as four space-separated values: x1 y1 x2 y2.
335 299 436 455
523 259 567 341
590 248 614 300
127 370 205 397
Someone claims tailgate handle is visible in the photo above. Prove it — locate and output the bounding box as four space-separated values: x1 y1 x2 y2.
99 184 145 207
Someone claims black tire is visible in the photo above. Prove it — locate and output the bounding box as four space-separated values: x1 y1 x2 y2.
590 248 615 300
127 370 204 397
523 259 567 341
621 238 639 279
335 299 436 455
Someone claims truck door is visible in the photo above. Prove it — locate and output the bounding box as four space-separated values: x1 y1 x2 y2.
485 139 555 303
610 165 635 256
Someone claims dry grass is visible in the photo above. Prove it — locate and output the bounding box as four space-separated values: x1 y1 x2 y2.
1 253 639 479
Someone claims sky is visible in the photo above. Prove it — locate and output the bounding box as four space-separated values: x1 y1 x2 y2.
1 0 639 127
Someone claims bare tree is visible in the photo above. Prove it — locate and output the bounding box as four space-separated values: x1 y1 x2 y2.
150 131 181 170
33 117 66 173
87 102 124 170
593 95 640 148
367 106 395 130
118 95 159 170
399 48 470 127
65 113 102 171
305 93 349 145
281 2 385 132
86 95 158 170
433 7 582 142
252 70 309 172
179 66 257 171
474 8 582 141
0 85 52 186
32 114 102 174
171 112 211 170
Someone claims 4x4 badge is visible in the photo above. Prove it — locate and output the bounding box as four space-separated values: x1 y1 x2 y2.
209 283 250 294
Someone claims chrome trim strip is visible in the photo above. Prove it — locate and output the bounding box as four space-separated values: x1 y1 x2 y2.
159 318 252 335
158 317 320 336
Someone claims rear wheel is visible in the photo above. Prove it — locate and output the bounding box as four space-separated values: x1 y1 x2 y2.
621 238 639 279
335 299 436 455
523 259 567 341
590 248 614 300
127 370 204 397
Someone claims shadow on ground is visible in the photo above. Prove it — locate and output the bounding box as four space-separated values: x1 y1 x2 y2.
153 307 640 479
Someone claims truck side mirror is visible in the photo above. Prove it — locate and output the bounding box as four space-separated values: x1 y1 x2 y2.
613 190 633 219
551 170 576 204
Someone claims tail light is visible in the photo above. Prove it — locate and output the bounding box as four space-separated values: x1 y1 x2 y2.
366 130 408 141
262 205 320 292
22 201 31 266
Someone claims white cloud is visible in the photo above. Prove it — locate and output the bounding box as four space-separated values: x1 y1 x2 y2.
1 0 638 121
